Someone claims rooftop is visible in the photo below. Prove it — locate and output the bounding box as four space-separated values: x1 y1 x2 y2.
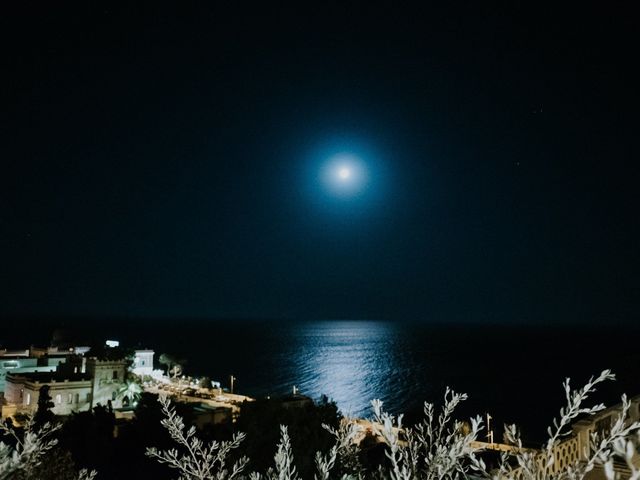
7 371 92 383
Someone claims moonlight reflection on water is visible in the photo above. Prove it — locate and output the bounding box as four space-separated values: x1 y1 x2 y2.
266 321 429 417
109 319 639 438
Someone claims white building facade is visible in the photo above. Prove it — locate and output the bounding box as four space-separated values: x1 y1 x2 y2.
85 358 128 408
4 372 93 416
132 350 154 377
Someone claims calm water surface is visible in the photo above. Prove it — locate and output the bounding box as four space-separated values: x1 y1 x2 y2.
144 320 638 441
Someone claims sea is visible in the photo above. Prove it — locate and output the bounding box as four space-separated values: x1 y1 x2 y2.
4 319 639 444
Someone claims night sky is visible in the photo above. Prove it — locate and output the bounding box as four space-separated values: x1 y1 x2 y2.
2 3 637 325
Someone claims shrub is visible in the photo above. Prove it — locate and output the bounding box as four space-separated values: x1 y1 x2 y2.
7 370 638 479
147 370 640 480
0 417 96 480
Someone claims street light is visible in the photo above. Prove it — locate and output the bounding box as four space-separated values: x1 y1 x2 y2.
486 413 494 444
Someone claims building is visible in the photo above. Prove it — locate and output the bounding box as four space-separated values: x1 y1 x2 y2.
280 393 314 410
1 356 130 418
567 395 640 479
191 403 233 429
0 356 67 395
4 371 93 416
132 350 154 377
1 344 157 419
30 345 91 358
85 358 128 408
0 344 91 396
469 395 640 480
0 349 29 358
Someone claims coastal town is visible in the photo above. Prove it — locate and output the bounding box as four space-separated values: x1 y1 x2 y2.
0 339 259 428
2 337 640 480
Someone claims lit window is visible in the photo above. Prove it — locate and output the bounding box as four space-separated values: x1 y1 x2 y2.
55 394 62 404
67 393 73 404
26 393 31 405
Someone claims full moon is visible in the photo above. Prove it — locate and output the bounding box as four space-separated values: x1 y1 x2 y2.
338 166 351 180
317 153 369 198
